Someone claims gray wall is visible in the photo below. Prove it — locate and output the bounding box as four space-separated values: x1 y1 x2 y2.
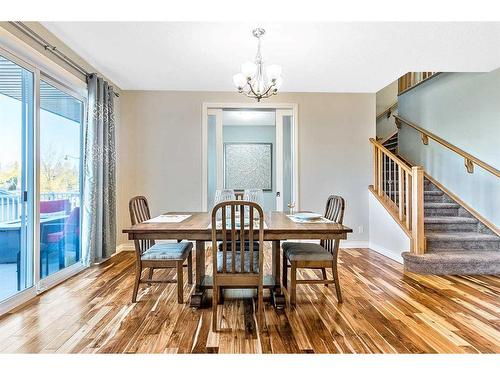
118 91 375 245
376 79 398 139
398 70 500 226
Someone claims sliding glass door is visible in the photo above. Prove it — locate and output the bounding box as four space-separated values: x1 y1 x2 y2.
0 53 34 301
39 79 83 279
1 46 86 306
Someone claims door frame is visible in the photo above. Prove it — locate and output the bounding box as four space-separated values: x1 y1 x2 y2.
201 102 299 212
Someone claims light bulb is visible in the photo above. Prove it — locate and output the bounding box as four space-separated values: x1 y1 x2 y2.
233 73 247 89
274 76 283 89
241 61 257 79
266 64 282 81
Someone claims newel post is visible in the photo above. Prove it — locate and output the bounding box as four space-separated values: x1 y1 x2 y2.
411 166 425 254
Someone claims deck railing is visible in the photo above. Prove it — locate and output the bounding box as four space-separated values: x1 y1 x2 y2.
398 72 439 95
370 138 425 254
0 191 80 223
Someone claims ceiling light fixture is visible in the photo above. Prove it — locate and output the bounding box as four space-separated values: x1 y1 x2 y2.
233 28 283 102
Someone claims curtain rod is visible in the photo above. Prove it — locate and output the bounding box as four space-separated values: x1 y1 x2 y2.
8 21 119 97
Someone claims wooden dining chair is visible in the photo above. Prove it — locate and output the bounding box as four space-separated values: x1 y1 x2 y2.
129 196 193 303
211 200 265 331
281 195 345 305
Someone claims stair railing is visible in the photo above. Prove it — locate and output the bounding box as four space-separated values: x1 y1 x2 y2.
370 138 426 254
398 72 439 95
394 115 500 178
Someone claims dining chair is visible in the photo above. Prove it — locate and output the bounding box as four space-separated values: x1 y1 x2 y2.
211 200 265 331
129 196 193 303
281 195 345 305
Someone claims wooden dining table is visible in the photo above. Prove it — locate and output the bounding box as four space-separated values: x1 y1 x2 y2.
123 211 352 309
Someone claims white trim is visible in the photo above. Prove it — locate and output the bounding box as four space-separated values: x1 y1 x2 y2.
116 243 135 252
340 241 370 249
201 102 299 211
33 67 41 287
0 287 37 317
37 261 86 293
275 110 284 211
293 239 369 248
368 242 404 263
214 109 223 189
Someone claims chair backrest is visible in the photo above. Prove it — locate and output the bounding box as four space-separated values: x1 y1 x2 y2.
129 196 154 254
64 207 80 235
211 200 264 275
40 199 70 214
321 195 345 253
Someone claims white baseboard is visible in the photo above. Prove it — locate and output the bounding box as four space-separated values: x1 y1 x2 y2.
287 239 369 248
37 262 87 293
0 287 37 317
116 243 135 252
339 240 369 249
368 242 403 263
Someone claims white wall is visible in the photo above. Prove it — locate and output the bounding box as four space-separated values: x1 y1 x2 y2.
118 91 375 245
398 70 500 227
368 192 410 263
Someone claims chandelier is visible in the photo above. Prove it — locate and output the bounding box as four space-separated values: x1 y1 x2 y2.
233 28 283 102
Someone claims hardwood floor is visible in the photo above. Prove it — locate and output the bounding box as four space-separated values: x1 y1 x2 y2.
0 246 499 353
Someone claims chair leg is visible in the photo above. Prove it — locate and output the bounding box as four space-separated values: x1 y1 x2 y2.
187 251 193 285
332 263 343 303
290 263 297 306
147 268 154 286
132 261 142 303
218 287 224 304
321 268 328 287
282 252 288 290
257 285 264 331
212 285 218 331
177 261 184 304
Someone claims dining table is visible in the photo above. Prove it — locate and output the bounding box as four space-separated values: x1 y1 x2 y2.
123 211 352 309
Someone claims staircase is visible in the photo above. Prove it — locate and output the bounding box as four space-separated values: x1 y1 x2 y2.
374 133 500 275
382 132 398 154
402 179 500 274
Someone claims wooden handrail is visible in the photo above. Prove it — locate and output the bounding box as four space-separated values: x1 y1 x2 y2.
370 137 425 254
394 115 500 178
376 102 398 121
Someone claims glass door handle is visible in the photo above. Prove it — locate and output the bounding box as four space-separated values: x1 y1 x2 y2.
276 192 280 197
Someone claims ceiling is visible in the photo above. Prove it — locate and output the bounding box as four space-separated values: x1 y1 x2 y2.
42 22 500 93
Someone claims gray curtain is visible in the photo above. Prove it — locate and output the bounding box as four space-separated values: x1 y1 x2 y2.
82 74 116 264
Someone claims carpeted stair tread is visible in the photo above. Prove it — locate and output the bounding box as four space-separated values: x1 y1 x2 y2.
402 250 500 274
404 250 500 263
426 232 500 242
424 191 443 196
424 216 477 224
424 202 459 209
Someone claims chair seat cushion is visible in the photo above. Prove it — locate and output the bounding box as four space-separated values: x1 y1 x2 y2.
141 242 192 261
282 242 333 261
218 241 260 252
216 251 259 273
